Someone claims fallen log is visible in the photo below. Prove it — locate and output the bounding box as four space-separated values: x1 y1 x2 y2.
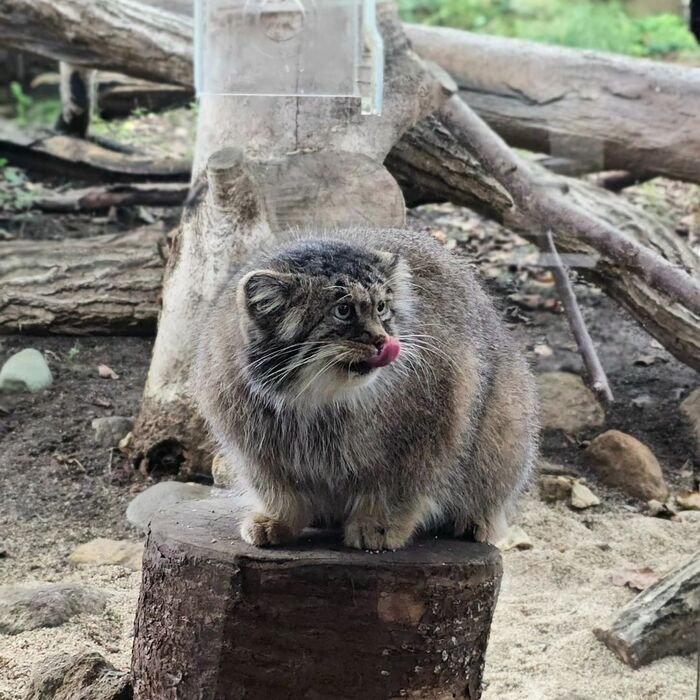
27 182 188 212
132 497 503 699
1 0 699 371
388 115 700 372
3 115 700 372
0 119 190 183
0 0 193 87
406 24 700 185
4 0 700 184
594 550 700 668
0 225 166 335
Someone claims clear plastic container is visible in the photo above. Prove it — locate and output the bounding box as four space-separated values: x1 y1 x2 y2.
194 0 384 114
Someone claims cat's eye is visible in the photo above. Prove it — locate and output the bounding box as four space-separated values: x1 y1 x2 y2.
377 300 386 314
334 303 353 321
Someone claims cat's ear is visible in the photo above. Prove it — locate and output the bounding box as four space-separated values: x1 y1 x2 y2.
237 269 294 322
375 250 411 290
374 250 400 273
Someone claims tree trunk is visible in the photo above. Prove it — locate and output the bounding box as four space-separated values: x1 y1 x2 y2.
406 24 700 185
4 0 700 183
0 225 165 335
594 550 700 668
131 497 503 700
130 5 453 477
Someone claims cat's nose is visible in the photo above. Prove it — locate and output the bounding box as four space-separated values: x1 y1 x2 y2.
373 337 386 352
367 337 401 368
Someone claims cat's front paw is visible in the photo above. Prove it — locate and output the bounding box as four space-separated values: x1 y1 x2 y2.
240 512 298 546
344 518 411 551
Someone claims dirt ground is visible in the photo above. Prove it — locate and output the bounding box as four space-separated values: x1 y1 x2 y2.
1 183 700 697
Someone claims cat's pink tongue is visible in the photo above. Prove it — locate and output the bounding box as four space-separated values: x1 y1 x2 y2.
367 338 401 368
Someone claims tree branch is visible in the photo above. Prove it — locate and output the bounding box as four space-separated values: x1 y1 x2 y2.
439 96 700 319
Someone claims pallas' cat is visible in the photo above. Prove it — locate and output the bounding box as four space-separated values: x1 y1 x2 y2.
193 228 538 550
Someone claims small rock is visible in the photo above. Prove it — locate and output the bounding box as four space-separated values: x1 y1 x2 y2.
118 431 133 452
583 430 669 502
533 344 553 358
0 582 109 635
631 394 654 409
126 481 211 532
25 651 131 700
496 525 533 551
646 499 677 519
539 475 574 503
91 416 134 448
0 349 52 393
97 364 119 379
69 538 143 570
680 387 700 457
611 565 659 592
676 491 700 511
570 481 601 509
536 372 605 434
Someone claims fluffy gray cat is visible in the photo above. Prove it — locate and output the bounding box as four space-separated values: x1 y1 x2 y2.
192 228 538 550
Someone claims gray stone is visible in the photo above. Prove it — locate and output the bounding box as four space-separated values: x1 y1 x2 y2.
0 349 52 393
69 538 143 570
25 651 131 700
126 481 211 532
0 582 109 635
536 372 605 434
91 416 134 448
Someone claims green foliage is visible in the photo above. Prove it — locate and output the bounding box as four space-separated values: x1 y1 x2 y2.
10 81 32 124
399 0 698 57
67 344 81 361
9 81 61 127
0 166 41 211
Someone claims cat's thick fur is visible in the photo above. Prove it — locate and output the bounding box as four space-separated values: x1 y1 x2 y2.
192 228 538 550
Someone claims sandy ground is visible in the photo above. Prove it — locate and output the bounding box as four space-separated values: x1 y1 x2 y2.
485 497 700 700
1 493 698 699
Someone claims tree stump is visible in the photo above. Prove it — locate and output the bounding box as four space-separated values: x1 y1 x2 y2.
131 497 502 699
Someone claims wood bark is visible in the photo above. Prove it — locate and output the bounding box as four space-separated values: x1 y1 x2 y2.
594 550 700 668
406 24 700 185
4 0 700 183
0 225 165 335
131 497 503 700
0 119 190 183
388 115 700 373
2 117 700 371
26 182 188 213
0 0 193 87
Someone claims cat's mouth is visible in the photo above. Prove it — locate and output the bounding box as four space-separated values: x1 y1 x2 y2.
339 339 401 376
342 360 375 376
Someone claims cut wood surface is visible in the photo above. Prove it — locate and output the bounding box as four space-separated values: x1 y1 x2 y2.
595 550 700 668
131 497 503 700
0 225 166 335
0 119 190 182
406 24 700 185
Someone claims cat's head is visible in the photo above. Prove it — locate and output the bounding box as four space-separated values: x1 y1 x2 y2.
236 239 414 407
